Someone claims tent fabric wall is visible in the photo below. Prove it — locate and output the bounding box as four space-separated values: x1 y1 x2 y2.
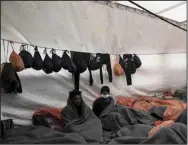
1 42 186 125
1 1 186 125
1 1 186 54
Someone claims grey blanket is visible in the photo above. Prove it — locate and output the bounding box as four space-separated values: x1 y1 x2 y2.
117 124 153 138
1 125 87 144
61 96 103 143
108 123 187 144
103 124 153 144
141 123 187 144
175 108 187 125
100 100 156 132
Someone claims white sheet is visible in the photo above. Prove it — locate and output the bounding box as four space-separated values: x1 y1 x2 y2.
1 42 186 125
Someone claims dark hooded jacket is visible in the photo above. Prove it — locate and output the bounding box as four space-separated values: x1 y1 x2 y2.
1 63 22 93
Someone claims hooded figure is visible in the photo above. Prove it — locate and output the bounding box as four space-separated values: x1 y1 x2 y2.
68 90 83 117
61 90 102 143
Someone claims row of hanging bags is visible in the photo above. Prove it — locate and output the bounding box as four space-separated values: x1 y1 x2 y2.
18 45 76 74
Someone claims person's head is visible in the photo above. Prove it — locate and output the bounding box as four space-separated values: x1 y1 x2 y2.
100 86 110 98
69 90 82 107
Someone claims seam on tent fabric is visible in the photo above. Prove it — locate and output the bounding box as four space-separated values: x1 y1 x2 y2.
92 1 186 30
127 0 186 32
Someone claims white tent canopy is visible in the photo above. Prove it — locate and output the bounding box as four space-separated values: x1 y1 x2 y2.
1 1 186 54
114 1 187 23
1 1 186 125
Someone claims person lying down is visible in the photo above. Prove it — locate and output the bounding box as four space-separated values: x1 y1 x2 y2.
60 89 103 143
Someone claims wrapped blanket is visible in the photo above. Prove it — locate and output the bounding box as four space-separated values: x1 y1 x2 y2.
108 123 187 144
100 99 156 132
61 95 103 143
1 126 87 144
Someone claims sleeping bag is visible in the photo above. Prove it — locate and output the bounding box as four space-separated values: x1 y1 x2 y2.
19 45 33 69
51 49 62 72
32 46 43 70
43 49 53 74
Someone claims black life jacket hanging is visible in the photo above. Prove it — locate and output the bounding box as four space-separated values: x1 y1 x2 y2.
19 44 33 69
119 54 142 86
51 49 62 72
42 48 53 74
89 54 103 71
123 54 136 74
61 51 77 73
32 46 43 70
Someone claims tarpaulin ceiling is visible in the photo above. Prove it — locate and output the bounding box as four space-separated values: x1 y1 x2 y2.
1 1 186 55
115 1 187 23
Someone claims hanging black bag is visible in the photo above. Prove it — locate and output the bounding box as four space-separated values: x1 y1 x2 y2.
123 54 136 74
89 54 103 71
61 51 77 73
42 48 53 74
32 46 43 70
51 49 62 72
19 44 33 69
71 51 87 74
133 54 142 69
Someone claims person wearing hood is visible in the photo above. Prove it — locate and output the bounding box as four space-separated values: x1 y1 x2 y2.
92 86 113 117
61 90 103 143
68 89 83 117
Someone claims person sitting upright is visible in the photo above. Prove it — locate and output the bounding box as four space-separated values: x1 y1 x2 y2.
61 89 103 143
92 86 113 117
